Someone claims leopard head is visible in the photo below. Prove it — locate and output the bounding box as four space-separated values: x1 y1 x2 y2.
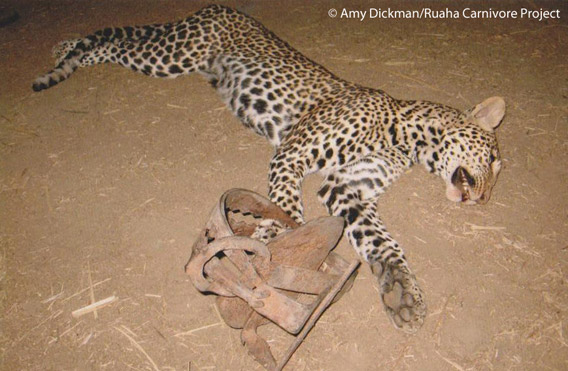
439 97 505 205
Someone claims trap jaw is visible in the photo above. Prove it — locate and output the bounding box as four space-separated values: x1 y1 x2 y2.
185 189 359 370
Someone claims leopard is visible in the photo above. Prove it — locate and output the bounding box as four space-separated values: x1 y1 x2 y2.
32 4 505 333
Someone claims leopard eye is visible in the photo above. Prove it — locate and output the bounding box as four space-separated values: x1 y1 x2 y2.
451 166 474 187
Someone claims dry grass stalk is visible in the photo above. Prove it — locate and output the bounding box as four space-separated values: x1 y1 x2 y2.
211 303 225 326
80 332 93 346
17 309 63 342
329 56 371 63
435 350 465 371
120 324 139 339
414 235 427 244
145 294 162 298
42 289 64 304
430 294 457 348
87 262 97 319
544 321 568 347
62 277 111 303
415 32 446 37
71 295 117 318
103 109 120 115
114 326 160 371
466 223 506 231
166 103 188 109
174 322 222 337
48 320 83 344
384 61 415 66
501 236 542 258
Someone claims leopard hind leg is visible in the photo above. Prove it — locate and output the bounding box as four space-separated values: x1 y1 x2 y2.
50 23 173 67
32 16 215 91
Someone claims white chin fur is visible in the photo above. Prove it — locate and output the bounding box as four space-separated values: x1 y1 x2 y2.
445 184 463 202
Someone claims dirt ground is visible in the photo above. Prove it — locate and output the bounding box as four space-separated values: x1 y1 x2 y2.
1 0 567 370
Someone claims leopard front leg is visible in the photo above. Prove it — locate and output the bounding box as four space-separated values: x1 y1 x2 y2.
318 148 427 332
268 150 307 224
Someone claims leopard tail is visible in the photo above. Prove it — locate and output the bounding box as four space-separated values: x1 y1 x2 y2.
32 52 83 92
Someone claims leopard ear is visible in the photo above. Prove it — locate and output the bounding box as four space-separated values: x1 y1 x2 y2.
470 96 505 132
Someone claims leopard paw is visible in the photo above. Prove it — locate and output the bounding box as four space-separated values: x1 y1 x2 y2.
378 264 426 333
250 219 288 244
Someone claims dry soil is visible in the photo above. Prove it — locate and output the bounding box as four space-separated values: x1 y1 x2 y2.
1 1 567 370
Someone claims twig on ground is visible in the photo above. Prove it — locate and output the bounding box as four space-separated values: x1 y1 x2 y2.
71 296 117 318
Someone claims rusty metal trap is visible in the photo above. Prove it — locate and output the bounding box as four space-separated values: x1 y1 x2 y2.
185 189 360 370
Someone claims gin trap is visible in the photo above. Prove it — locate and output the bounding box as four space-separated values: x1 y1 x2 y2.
185 189 359 370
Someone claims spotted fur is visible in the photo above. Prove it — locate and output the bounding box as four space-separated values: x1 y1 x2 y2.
33 5 505 332
251 219 288 244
